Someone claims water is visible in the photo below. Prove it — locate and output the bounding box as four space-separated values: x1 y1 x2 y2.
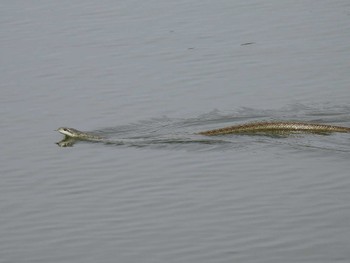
1 1 350 262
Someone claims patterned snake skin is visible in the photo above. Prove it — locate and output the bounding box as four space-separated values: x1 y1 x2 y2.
198 121 350 136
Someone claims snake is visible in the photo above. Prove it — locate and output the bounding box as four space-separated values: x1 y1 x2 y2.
57 121 350 144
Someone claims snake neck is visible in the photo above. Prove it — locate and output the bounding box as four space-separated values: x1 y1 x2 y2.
57 127 104 140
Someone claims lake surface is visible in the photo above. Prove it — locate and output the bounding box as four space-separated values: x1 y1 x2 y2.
1 1 350 262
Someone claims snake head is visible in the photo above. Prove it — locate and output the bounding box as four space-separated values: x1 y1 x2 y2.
56 127 79 138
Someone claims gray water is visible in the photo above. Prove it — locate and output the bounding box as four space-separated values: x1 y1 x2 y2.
1 1 350 262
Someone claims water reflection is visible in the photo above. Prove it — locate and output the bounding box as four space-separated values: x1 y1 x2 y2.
56 137 77 147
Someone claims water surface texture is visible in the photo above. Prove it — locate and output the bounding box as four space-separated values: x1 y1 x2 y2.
1 1 350 263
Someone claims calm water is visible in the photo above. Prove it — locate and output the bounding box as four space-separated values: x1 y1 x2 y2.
1 1 350 262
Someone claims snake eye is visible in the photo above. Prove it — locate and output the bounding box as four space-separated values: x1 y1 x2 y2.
63 128 68 131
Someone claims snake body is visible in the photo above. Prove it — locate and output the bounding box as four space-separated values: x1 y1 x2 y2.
197 121 350 135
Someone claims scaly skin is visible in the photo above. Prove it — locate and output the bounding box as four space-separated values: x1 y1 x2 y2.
197 121 350 136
